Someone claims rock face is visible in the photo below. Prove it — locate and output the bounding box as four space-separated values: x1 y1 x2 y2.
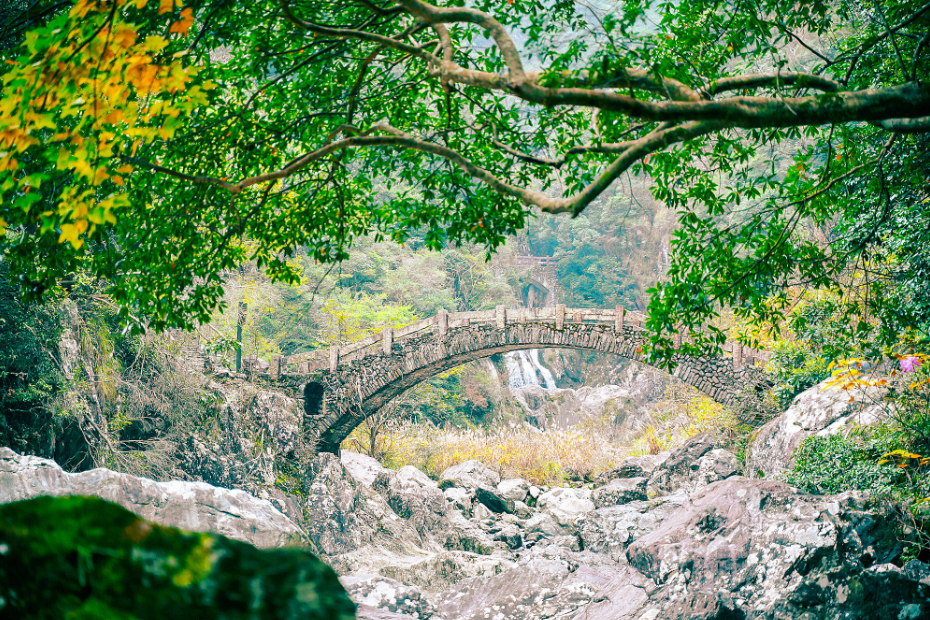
321 444 930 620
0 495 355 620
0 447 304 549
747 379 889 479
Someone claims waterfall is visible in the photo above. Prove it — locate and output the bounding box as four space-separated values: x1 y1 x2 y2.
505 350 557 389
530 349 557 389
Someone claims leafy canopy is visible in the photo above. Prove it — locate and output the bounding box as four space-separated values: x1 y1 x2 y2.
1 0 928 359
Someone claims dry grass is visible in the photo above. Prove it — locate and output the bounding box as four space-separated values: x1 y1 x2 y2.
626 394 744 456
341 388 745 485
344 419 626 485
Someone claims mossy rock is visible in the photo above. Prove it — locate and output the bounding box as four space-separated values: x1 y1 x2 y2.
0 496 356 619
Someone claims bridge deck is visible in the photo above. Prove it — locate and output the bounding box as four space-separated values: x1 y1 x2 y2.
244 306 768 379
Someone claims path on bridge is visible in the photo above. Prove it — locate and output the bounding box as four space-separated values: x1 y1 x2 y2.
248 306 771 454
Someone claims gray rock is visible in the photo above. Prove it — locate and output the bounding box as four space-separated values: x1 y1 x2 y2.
374 466 448 540
438 460 500 491
626 478 917 619
497 478 530 502
528 485 541 499
592 477 648 507
512 500 533 518
471 502 494 522
380 550 516 595
302 453 425 572
356 605 422 620
0 448 304 549
537 487 595 527
446 510 499 555
592 455 659 485
490 523 523 549
524 512 564 541
436 546 643 620
341 574 440 619
475 486 515 514
646 433 736 497
747 378 889 479
341 450 385 487
577 493 688 563
443 487 472 513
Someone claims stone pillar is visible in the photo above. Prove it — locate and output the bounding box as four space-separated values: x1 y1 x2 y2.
674 331 681 349
496 305 507 329
382 327 393 355
329 346 340 372
298 360 310 374
269 355 282 380
555 304 565 330
733 342 742 369
438 309 448 338
614 306 625 332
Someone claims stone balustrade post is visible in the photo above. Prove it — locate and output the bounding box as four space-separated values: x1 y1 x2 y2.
438 309 448 338
382 327 393 355
674 331 681 349
269 355 282 380
496 305 507 328
733 342 742 369
555 304 565 330
329 346 340 372
615 306 625 332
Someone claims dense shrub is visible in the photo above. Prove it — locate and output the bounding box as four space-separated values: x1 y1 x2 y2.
785 360 930 562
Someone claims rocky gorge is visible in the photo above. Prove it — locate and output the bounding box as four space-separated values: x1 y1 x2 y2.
2 378 929 619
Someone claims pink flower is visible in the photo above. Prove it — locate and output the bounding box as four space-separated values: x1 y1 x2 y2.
900 356 922 373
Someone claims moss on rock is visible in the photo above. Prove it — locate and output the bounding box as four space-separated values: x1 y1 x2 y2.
0 495 356 619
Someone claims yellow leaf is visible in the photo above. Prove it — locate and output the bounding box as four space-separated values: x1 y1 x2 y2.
58 223 84 248
57 147 70 169
169 8 194 35
136 0 149 7
0 218 7 236
92 167 110 186
116 164 134 174
159 0 176 14
144 36 169 52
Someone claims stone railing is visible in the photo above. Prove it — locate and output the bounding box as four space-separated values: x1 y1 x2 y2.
245 306 768 380
513 255 561 267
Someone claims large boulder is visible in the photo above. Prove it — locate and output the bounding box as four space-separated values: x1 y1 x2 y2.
179 382 303 492
497 478 530 502
646 434 739 497
302 453 427 575
475 486 515 514
592 454 663 485
577 493 689 563
438 460 500 491
0 448 303 548
374 466 449 539
747 379 889 479
625 478 927 619
341 450 386 487
592 477 648 507
537 487 595 528
0 495 355 619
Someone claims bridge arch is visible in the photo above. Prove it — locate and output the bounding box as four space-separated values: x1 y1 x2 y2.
277 307 770 454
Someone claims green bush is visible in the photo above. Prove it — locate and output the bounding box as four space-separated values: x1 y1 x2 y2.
784 429 904 496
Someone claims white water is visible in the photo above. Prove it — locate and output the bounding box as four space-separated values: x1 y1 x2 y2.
505 350 557 389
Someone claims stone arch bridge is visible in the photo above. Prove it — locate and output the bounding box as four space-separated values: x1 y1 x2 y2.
254 306 771 454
